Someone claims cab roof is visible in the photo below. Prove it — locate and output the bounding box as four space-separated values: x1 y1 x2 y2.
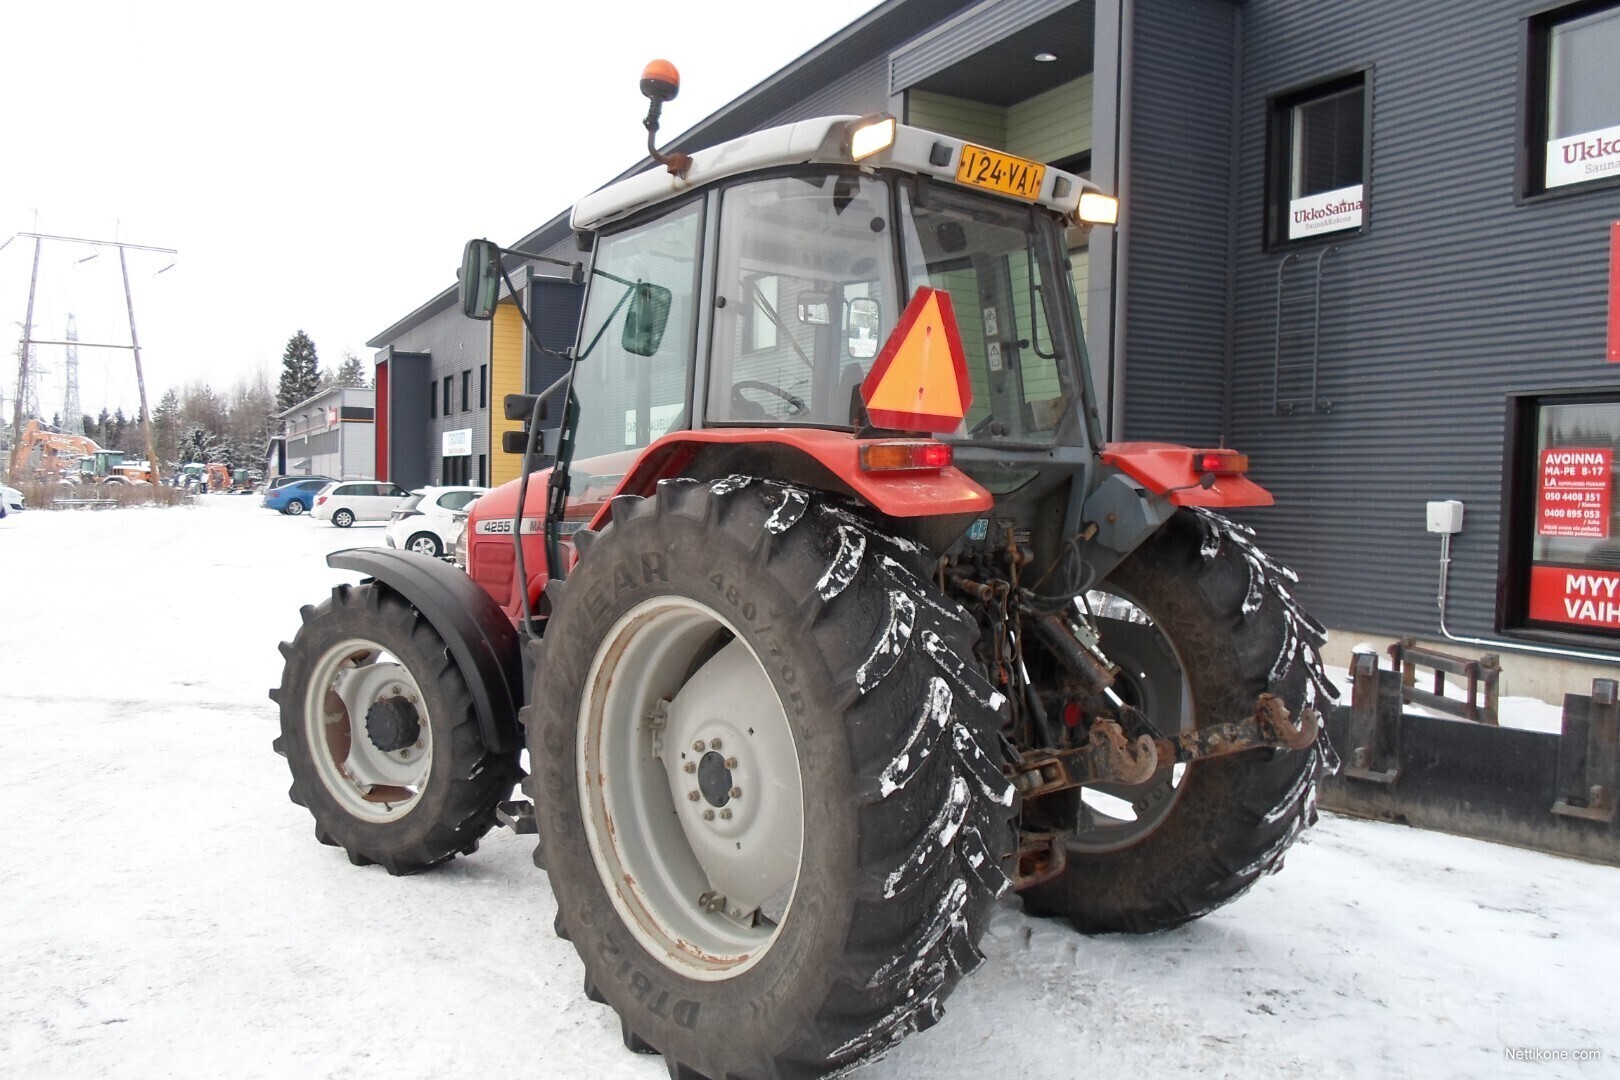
570 115 1095 232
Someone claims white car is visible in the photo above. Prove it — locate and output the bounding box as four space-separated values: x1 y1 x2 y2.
310 480 413 528
1 484 22 516
384 486 487 557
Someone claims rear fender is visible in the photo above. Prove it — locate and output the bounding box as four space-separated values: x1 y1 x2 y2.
588 429 992 551
1099 442 1274 508
327 548 523 754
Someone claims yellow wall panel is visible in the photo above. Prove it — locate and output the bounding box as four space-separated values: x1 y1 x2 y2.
491 300 526 487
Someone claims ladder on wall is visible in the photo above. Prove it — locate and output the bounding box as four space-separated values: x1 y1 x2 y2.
1272 246 1336 415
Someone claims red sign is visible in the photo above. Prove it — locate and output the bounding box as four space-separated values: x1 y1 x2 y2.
1537 447 1611 538
1529 565 1620 629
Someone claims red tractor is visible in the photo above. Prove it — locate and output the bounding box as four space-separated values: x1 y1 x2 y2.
273 63 1336 1080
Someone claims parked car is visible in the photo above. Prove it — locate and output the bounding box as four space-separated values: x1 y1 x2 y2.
310 481 413 528
261 478 332 516
384 486 488 557
0 483 22 516
264 474 336 493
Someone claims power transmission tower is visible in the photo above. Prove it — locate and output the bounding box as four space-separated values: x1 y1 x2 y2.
4 231 175 480
63 314 82 434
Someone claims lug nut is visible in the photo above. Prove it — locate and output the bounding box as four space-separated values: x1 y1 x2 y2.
683 762 696 773
702 809 715 821
719 809 732 820
692 740 706 752
687 790 701 801
729 786 742 799
724 757 737 769
709 738 722 750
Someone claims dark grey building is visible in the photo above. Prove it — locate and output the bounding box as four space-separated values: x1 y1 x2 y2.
369 0 1620 674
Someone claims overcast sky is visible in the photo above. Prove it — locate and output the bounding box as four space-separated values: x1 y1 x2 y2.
0 0 884 419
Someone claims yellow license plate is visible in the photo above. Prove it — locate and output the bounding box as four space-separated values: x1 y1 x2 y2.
955 145 1046 200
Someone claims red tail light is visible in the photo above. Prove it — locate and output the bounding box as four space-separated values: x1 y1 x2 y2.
316 495 328 506
859 440 953 472
1196 450 1249 475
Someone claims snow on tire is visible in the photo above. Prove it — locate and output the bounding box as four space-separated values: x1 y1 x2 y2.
528 477 1015 1080
1021 507 1338 934
270 583 521 875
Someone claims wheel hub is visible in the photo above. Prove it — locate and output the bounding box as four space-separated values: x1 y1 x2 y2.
365 696 421 753
697 751 733 807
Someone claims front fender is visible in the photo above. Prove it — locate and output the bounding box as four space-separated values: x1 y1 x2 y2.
327 548 523 754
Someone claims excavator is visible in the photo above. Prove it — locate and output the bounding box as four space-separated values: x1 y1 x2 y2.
10 420 101 483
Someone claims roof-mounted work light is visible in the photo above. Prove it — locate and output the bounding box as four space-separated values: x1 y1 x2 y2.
849 116 897 161
1078 192 1119 225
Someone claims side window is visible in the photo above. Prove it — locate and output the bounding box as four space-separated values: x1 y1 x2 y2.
1532 3 1620 192
1267 74 1367 246
571 200 703 462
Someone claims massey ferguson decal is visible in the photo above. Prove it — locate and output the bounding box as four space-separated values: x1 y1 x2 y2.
1536 448 1612 539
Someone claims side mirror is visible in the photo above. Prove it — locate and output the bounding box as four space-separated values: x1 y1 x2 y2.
847 296 881 359
459 238 501 320
622 281 672 357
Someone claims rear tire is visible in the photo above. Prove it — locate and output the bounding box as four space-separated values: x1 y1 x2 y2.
1020 508 1334 934
271 583 521 874
333 509 354 528
284 499 306 516
530 477 1015 1080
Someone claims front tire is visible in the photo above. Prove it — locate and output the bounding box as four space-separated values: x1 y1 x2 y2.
284 499 306 516
270 583 521 874
1020 508 1334 934
332 509 355 528
530 477 1015 1080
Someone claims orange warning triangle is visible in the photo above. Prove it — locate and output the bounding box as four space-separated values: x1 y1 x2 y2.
860 287 971 432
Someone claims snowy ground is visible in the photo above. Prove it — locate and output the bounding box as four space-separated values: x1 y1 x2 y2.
1 498 1616 1079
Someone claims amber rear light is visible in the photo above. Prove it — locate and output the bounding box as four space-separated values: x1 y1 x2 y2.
1196 450 1249 475
859 441 953 472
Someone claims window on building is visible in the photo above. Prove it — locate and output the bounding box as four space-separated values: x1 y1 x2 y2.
479 365 487 409
1503 393 1620 644
461 370 470 412
429 385 437 419
443 377 452 416
1532 3 1620 192
1268 74 1367 246
442 456 469 486
476 454 486 487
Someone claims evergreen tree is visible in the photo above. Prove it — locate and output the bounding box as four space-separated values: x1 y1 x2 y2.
276 330 321 412
153 389 181 470
330 351 367 390
94 407 111 443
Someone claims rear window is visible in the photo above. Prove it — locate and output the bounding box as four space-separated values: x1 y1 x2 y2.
398 494 425 512
437 491 480 512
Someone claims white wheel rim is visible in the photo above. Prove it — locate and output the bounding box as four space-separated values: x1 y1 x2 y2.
577 596 804 981
302 637 432 819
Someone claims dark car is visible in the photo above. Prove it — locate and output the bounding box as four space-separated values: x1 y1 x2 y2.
262 478 332 516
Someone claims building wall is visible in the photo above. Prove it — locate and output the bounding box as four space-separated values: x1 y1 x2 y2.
1124 0 1620 644
1120 0 1238 448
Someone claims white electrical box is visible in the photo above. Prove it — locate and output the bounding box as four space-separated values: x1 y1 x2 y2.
1426 500 1465 534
